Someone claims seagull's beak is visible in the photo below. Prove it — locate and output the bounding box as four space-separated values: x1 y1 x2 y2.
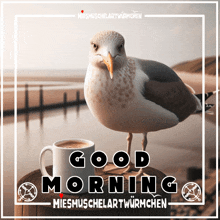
102 52 114 79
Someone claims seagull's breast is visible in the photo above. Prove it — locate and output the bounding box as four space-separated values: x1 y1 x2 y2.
84 59 136 125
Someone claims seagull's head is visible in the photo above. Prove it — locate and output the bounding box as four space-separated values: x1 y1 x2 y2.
89 30 127 79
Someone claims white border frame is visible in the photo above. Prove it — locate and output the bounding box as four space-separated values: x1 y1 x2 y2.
1 1 218 219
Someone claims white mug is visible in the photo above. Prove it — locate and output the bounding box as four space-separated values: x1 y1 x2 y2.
39 139 95 194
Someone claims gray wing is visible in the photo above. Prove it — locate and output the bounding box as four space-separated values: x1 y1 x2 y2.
137 59 197 122
138 59 181 82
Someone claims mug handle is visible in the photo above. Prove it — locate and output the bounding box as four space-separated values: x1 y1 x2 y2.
39 145 53 177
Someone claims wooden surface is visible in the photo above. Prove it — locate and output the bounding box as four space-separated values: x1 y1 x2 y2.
15 163 171 218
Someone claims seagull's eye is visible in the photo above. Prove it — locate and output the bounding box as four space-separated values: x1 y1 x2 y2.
118 44 123 51
93 43 98 51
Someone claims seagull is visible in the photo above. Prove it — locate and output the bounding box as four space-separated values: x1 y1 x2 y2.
84 30 214 179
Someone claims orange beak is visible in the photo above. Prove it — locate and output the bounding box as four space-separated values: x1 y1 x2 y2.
102 52 114 79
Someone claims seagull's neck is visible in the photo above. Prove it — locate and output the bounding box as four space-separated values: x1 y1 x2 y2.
120 57 136 78
109 57 136 80
86 57 136 85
